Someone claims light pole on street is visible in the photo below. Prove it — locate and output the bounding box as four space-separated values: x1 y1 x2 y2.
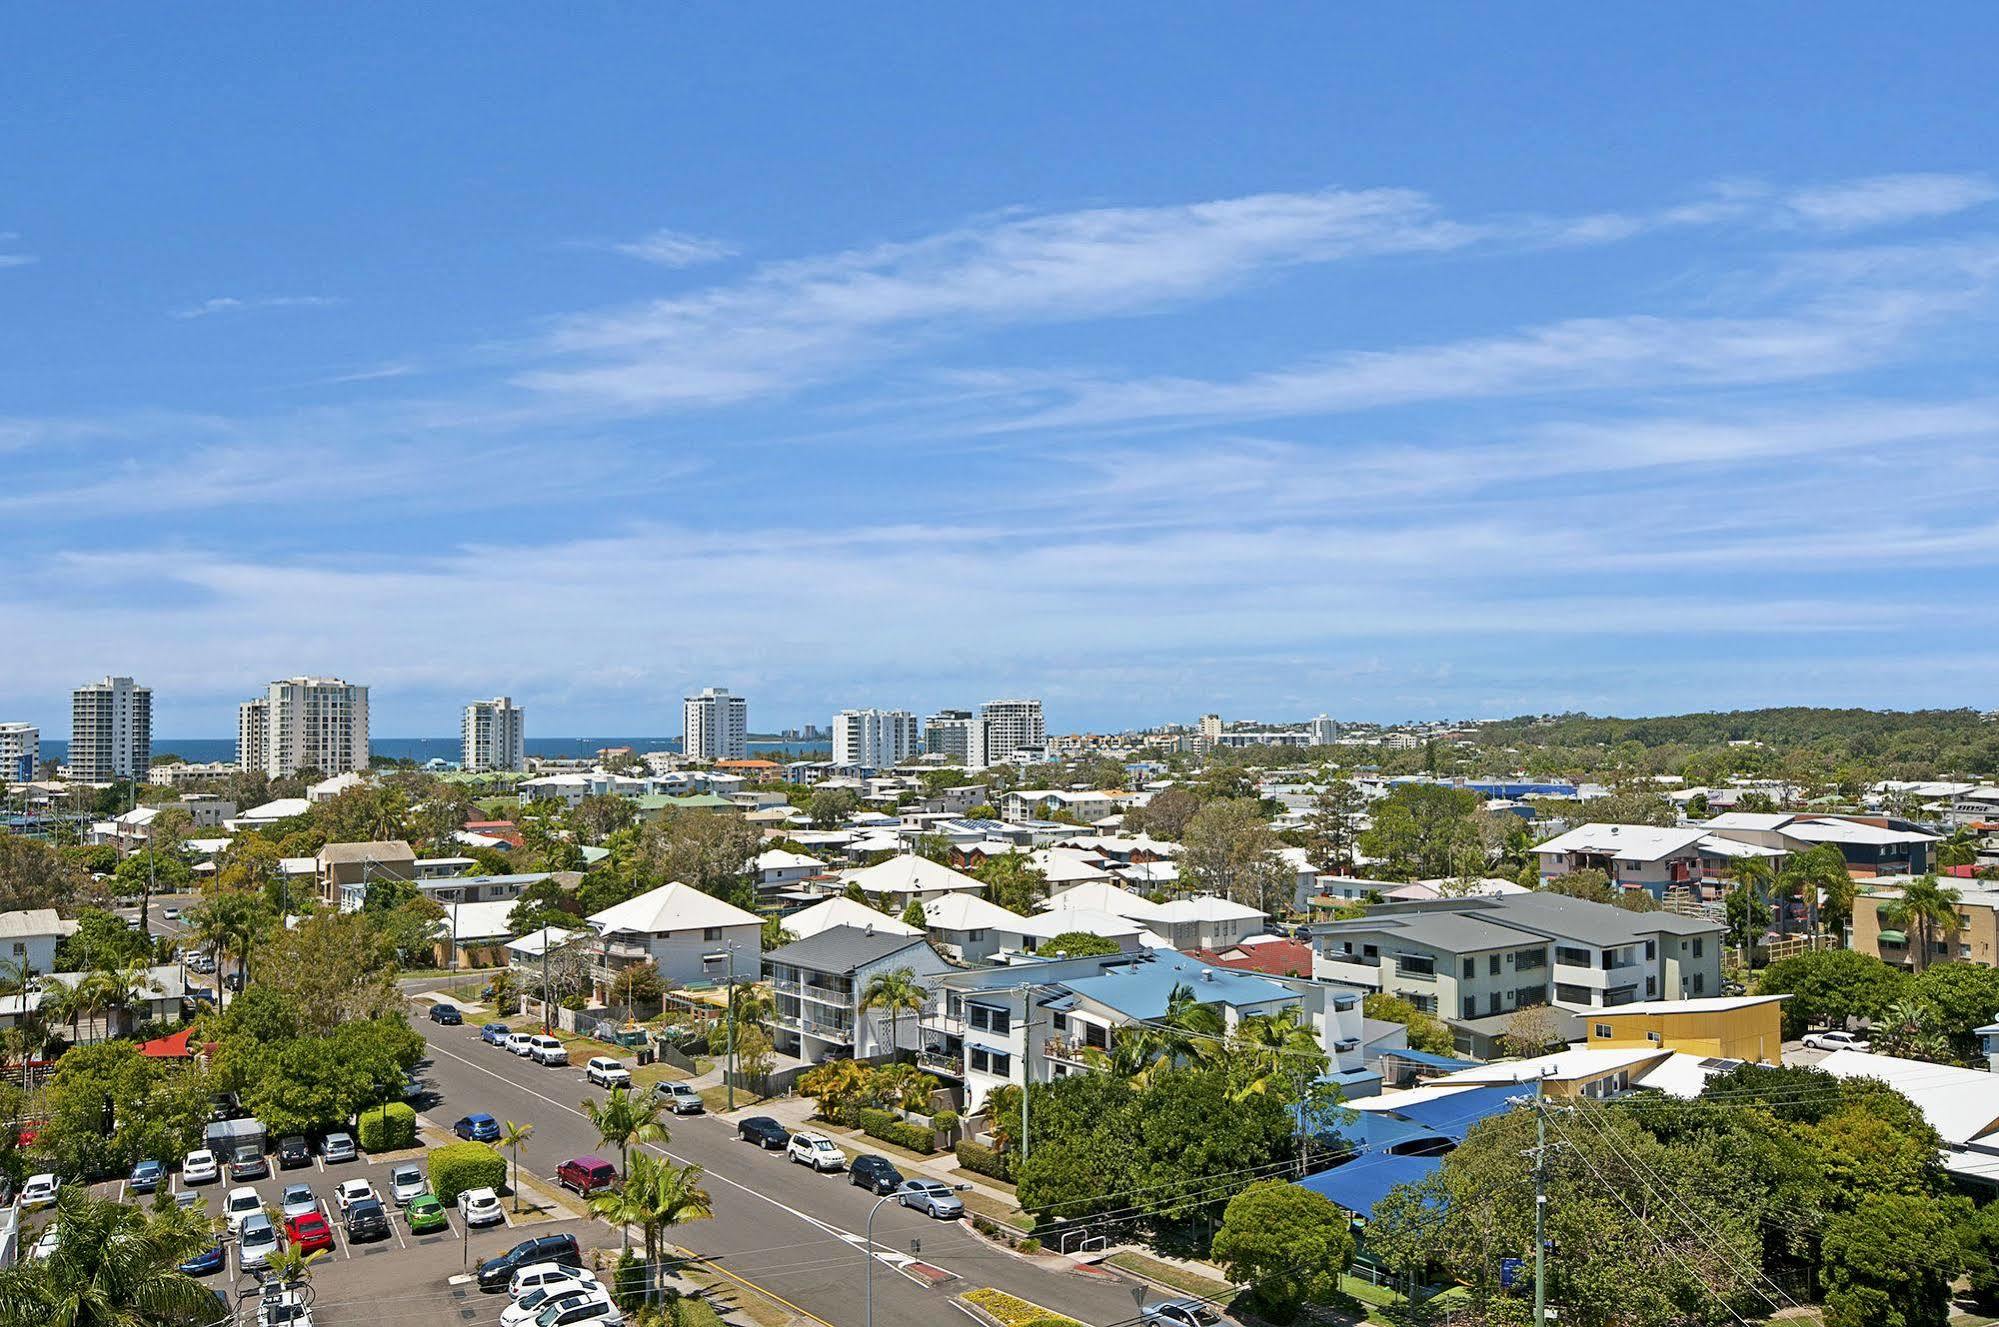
866 1183 970 1327
702 944 740 1110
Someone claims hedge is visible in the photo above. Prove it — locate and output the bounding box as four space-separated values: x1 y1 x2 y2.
858 1107 936 1155
356 1102 417 1152
955 1140 1012 1181
428 1140 507 1205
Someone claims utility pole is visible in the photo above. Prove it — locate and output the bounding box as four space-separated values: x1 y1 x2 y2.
705 944 739 1110
1531 1070 1551 1327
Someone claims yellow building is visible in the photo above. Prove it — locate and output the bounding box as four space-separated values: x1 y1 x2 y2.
1583 994 1787 1065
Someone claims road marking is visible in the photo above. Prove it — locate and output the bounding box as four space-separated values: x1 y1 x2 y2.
420 1032 957 1284
692 1254 839 1327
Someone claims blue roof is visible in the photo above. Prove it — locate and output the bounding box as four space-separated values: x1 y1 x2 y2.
1387 1085 1520 1140
1383 1048 1482 1070
1059 951 1296 1022
1298 1151 1445 1218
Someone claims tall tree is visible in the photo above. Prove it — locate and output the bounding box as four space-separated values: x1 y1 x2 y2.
859 967 929 1057
1182 798 1293 912
0 1186 219 1327
589 1153 714 1304
501 1120 534 1214
1879 875 1962 974
1301 777 1365 874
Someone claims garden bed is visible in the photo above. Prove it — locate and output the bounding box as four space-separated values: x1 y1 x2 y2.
959 1287 1082 1327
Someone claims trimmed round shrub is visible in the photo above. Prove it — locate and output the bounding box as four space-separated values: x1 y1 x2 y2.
356 1102 417 1152
428 1140 507 1205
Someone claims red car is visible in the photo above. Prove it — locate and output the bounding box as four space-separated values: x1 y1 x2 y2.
284 1212 334 1254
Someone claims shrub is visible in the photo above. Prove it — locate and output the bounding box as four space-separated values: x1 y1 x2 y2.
960 1288 1080 1327
956 1140 1013 1181
672 1299 725 1327
611 1250 646 1311
858 1106 936 1155
932 1109 961 1135
355 1102 416 1152
972 1215 1002 1239
428 1140 508 1205
1017 1237 1041 1254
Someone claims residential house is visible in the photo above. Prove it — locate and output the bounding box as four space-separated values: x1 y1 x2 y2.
316 840 418 910
919 893 1031 963
225 797 311 831
1850 879 1998 970
0 909 78 976
838 854 988 906
1150 896 1268 951
763 925 958 1064
1583 994 1787 1065
778 896 922 942
1036 881 1166 922
1532 823 1710 897
1009 908 1159 954
1704 811 1938 877
1000 789 1130 824
584 881 763 999
753 849 826 895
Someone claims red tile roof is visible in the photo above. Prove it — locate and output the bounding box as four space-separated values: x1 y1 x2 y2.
1184 938 1314 978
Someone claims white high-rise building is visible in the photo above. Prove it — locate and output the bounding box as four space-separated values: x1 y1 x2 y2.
832 709 919 769
0 723 39 783
683 687 747 762
69 676 151 783
239 677 369 778
1309 715 1339 746
979 698 1044 763
462 697 527 773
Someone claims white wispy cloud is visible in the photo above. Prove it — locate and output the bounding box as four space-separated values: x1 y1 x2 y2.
0 232 35 268
1782 172 1998 230
172 294 346 320
602 228 738 268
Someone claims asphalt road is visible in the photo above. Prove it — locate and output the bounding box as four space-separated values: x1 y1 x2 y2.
413 1018 1166 1327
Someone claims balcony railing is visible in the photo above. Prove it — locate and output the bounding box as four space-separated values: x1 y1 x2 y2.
1043 1037 1105 1064
916 1049 964 1076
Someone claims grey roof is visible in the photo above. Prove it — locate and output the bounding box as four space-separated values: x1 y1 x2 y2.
1474 893 1722 944
761 924 928 975
1319 910 1540 954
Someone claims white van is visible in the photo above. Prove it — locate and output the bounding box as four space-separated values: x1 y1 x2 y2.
528 1034 569 1067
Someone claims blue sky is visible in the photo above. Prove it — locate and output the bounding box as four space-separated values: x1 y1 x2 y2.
8 7 1999 737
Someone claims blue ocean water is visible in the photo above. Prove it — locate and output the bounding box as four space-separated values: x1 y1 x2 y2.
40 736 831 765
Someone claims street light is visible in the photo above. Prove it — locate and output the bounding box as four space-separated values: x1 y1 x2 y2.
702 944 740 1111
866 1183 970 1327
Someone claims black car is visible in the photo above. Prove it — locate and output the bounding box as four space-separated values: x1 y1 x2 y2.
276 1135 310 1169
849 1154 903 1195
475 1233 582 1292
427 1003 462 1026
345 1198 391 1242
738 1116 790 1150
208 1092 242 1123
223 972 244 993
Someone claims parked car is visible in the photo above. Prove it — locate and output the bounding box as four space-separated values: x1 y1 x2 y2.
428 1002 463 1025
229 1150 270 1182
503 1283 599 1327
555 1156 618 1196
482 1022 512 1046
527 1292 624 1327
510 1263 601 1301
181 1150 220 1185
459 1186 505 1227
1141 1300 1222 1327
389 1164 428 1206
225 1186 265 1232
455 1112 502 1142
895 1178 965 1219
1802 1029 1872 1052
848 1155 903 1195
528 1035 569 1067
652 1082 704 1115
19 1172 60 1211
280 1183 317 1220
128 1158 166 1193
209 1092 242 1122
276 1135 311 1169
334 1178 379 1213
584 1056 631 1088
477 1233 583 1293
285 1211 335 1255
737 1116 790 1150
407 1193 450 1234
223 971 244 993
321 1132 357 1164
787 1132 845 1172
345 1197 391 1242
506 1032 536 1056
178 1239 226 1276
162 906 182 921
238 1213 280 1270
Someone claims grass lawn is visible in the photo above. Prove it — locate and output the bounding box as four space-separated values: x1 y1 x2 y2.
958 1188 1035 1232
1105 1251 1237 1302
697 1084 773 1114
1338 1273 1408 1308
676 1253 794 1327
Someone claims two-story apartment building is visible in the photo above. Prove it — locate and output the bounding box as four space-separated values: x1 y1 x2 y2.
317 840 418 909
1533 824 1710 896
763 924 958 1064
585 880 763 999
1850 879 1999 970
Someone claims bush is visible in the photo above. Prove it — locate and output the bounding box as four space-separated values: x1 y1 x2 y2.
356 1102 416 1152
672 1300 725 1327
956 1140 1013 1181
611 1250 646 1312
858 1106 936 1155
932 1109 961 1135
1017 1237 1041 1254
428 1140 508 1205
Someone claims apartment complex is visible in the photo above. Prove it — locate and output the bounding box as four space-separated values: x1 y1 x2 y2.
238 676 370 778
462 696 526 773
980 698 1045 762
0 723 38 783
1850 879 1999 970
924 709 985 767
69 676 152 782
683 687 747 762
831 708 919 769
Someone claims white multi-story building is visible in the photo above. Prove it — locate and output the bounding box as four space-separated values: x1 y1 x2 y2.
980 698 1044 764
1309 714 1339 746
238 677 370 778
69 677 151 783
831 709 918 769
0 723 39 783
462 697 526 773
924 709 986 767
683 687 747 762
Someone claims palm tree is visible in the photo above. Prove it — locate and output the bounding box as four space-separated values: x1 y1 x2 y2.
0 1185 218 1325
501 1120 534 1214
486 968 521 1018
589 1153 714 1305
95 958 164 1039
581 1087 669 1248
1879 874 1962 973
1230 1007 1327 1100
1729 857 1774 946
261 1244 329 1294
859 967 930 1060
729 981 775 1037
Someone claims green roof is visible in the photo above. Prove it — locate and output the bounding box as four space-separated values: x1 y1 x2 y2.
1877 930 1907 945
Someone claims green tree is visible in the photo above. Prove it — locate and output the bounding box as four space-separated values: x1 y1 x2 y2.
583 1086 669 1185
1542 866 1617 905
859 967 929 1058
1756 949 1909 1039
1121 785 1201 840
1358 784 1484 880
1035 931 1120 958
501 1119 534 1214
0 834 95 913
588 1153 714 1304
1011 1073 1143 1221
572 793 638 844
1820 1192 1965 1327
971 853 1048 914
1211 1181 1355 1323
1910 962 1999 1064
1302 777 1364 874
1182 798 1294 914
0 1185 219 1326
54 908 156 972
899 898 926 929
807 787 860 828
1363 993 1455 1056
1879 875 1963 974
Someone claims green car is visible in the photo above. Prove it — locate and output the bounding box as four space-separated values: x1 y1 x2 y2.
405 1194 449 1234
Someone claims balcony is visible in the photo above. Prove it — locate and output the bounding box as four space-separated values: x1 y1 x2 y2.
1043 1037 1105 1066
916 1049 964 1076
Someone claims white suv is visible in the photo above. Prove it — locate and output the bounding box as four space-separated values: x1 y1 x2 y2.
787 1132 846 1173
1801 1029 1871 1052
585 1056 631 1088
528 1035 569 1067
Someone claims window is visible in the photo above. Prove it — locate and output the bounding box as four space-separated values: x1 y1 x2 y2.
1339 941 1353 955
988 1052 1011 1076
1462 958 1475 979
1593 1023 1612 1039
1489 954 1502 976
970 1048 990 1073
1644 940 1655 960
8 942 22 957
1462 997 1477 1019
1362 944 1378 959
1406 993 1437 1014
1394 954 1435 978
1555 946 1591 967
1516 948 1547 972
1050 1014 1066 1033
969 1006 989 1032
1692 939 1704 957
1489 993 1502 1016
967 930 985 943
1555 983 1590 1004
1691 973 1706 994
702 928 722 941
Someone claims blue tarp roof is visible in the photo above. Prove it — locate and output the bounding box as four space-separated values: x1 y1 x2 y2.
1298 1151 1445 1218
1382 1048 1482 1070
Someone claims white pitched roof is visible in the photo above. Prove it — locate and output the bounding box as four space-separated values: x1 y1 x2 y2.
1784 818 1939 847
755 849 826 871
1154 895 1267 923
438 900 518 941
1532 823 1709 861
588 881 761 936
509 925 580 956
781 896 920 940
840 854 985 897
1038 881 1166 920
1815 1050 1999 1145
239 798 311 822
921 892 1027 933
0 909 76 940
1011 908 1155 941
1700 812 1796 832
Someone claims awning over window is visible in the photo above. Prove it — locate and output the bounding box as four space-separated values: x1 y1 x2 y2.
1877 930 1907 944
